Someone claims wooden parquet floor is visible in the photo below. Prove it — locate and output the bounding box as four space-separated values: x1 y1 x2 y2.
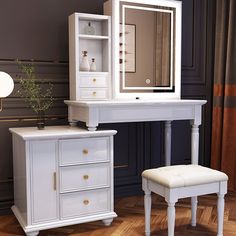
0 192 236 236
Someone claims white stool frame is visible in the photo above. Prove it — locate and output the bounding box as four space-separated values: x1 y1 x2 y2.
142 178 227 236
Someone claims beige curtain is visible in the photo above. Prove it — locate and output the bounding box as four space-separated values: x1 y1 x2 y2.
211 0 236 191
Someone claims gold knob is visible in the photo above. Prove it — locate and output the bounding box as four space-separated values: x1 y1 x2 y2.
83 199 89 205
83 175 89 180
93 78 96 82
83 149 88 155
92 91 96 96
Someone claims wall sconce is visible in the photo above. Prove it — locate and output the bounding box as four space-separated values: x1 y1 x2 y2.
0 71 14 111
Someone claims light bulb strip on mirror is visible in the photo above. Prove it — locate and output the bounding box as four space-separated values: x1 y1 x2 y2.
120 3 175 91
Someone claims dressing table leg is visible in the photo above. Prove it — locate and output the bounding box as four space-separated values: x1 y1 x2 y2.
191 124 199 165
87 126 97 131
69 120 77 126
165 121 172 166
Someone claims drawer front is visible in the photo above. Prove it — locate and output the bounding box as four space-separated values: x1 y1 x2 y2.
60 188 110 219
80 88 108 100
80 74 108 88
60 163 110 193
59 137 109 166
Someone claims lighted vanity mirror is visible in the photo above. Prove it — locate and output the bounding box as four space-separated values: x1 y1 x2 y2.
105 0 182 99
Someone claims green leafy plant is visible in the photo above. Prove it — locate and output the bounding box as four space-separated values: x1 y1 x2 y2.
17 61 54 114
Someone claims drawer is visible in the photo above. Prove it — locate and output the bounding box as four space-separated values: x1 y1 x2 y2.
80 74 108 88
59 137 109 166
60 163 110 193
60 188 110 219
80 88 108 100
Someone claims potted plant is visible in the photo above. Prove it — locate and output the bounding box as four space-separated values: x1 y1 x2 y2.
17 61 54 129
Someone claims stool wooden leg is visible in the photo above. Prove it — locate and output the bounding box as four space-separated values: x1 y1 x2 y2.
191 196 198 226
164 120 172 166
217 194 225 236
167 202 176 236
144 190 152 236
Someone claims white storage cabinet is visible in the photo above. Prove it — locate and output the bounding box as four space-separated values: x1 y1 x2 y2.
69 13 111 101
10 126 117 236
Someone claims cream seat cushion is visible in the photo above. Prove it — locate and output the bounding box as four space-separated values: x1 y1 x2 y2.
142 165 228 188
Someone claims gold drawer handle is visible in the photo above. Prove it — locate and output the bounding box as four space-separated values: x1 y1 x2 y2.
83 199 89 205
83 175 89 180
92 91 97 96
53 172 56 191
83 149 88 155
93 78 96 82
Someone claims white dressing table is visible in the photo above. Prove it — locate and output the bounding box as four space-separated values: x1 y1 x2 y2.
65 99 207 165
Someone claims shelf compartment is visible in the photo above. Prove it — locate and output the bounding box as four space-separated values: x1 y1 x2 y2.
79 18 109 37
79 39 109 72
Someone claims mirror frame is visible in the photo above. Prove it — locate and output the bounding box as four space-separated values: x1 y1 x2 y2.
112 0 182 100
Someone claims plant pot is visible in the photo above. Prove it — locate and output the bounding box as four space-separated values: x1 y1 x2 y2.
36 110 45 130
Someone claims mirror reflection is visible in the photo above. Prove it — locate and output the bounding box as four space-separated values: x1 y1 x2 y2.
120 2 176 93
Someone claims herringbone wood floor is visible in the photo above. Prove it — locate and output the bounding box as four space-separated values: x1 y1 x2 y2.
0 192 236 236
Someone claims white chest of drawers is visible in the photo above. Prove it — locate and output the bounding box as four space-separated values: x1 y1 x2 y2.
9 126 117 236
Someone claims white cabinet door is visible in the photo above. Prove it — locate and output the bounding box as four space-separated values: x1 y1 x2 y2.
30 140 58 223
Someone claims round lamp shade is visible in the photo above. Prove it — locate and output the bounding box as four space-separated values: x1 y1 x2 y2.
0 72 14 98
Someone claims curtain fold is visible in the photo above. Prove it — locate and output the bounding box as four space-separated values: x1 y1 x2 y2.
211 0 236 191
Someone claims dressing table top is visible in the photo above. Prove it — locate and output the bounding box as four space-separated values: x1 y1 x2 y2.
65 99 207 131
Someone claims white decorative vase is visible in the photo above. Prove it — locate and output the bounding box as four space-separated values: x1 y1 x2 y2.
80 51 90 71
90 58 96 72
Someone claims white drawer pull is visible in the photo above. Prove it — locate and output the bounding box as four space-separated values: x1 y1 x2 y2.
83 199 89 205
83 149 88 155
83 175 89 180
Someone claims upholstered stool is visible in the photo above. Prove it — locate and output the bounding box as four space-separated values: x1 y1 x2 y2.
142 165 228 236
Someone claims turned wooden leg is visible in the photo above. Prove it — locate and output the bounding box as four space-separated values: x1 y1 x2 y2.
191 124 199 165
217 194 225 236
144 190 152 236
165 121 172 166
191 196 198 226
102 218 113 226
69 120 77 126
87 126 97 131
167 202 176 236
26 231 39 236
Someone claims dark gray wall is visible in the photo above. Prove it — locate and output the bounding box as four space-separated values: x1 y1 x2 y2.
0 0 104 61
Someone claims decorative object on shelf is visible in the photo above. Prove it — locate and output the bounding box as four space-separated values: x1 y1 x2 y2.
0 71 14 111
90 58 97 72
84 22 95 35
119 24 136 73
17 60 54 129
80 51 90 71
